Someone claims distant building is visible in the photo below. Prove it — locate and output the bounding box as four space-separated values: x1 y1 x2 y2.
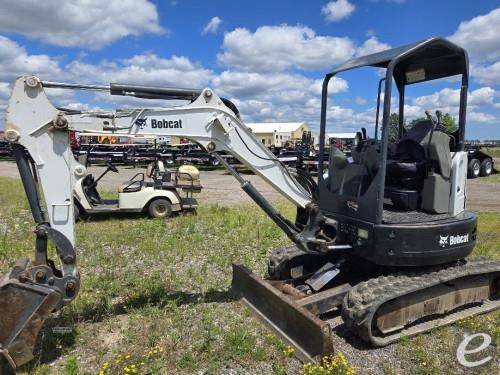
246 122 310 147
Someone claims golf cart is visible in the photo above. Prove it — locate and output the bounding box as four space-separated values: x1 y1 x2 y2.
73 160 201 219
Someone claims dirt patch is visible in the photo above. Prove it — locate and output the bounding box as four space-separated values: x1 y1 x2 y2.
0 161 283 206
0 160 498 211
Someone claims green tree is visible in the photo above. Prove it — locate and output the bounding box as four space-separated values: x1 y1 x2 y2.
410 117 427 128
388 113 401 142
441 113 458 133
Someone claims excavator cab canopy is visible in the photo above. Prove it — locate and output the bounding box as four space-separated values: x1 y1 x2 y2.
317 37 469 224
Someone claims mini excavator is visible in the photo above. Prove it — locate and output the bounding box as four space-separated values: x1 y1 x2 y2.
1 38 499 368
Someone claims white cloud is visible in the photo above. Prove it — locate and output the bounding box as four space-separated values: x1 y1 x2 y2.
0 82 9 99
218 25 357 72
449 8 500 86
405 87 497 125
0 36 61 81
473 62 500 85
0 82 10 120
212 71 347 99
355 37 391 56
0 35 213 116
366 29 377 38
449 8 500 63
211 70 351 127
321 0 355 23
412 87 495 109
0 0 164 49
218 25 392 73
354 96 367 105
467 111 496 123
68 54 214 88
203 16 222 35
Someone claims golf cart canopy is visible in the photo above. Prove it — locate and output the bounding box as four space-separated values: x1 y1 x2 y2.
329 37 468 86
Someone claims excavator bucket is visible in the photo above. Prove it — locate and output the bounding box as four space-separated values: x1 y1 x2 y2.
231 264 343 362
0 258 62 369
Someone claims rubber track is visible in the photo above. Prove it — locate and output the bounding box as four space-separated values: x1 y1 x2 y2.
341 258 500 346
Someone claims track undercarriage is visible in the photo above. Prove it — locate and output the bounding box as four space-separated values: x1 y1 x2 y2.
232 247 500 362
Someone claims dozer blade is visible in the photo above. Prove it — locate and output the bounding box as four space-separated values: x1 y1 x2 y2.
231 264 335 362
0 260 62 369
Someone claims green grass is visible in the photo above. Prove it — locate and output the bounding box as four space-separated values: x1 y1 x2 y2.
477 172 500 184
484 147 500 158
0 177 296 374
0 176 499 374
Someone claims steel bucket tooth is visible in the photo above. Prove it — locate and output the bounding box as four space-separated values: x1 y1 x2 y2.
0 264 62 369
231 263 334 363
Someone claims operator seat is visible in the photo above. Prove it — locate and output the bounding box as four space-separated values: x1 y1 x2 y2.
385 119 452 211
118 163 162 193
386 120 432 190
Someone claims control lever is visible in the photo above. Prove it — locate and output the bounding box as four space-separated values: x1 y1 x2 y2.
424 110 436 126
435 110 443 125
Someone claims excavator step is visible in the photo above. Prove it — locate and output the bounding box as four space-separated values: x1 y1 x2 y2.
231 264 349 362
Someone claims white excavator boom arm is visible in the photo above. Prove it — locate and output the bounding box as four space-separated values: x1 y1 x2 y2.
5 76 312 247
1 75 317 368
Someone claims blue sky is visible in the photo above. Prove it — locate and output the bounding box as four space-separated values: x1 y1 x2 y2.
0 0 499 139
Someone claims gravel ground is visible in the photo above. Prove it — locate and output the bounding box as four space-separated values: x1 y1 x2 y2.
1 159 499 374
0 159 498 211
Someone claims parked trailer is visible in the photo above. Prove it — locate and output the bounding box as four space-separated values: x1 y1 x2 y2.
0 141 13 158
466 145 495 178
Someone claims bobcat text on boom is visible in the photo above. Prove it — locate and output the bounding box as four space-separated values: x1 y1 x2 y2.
151 119 183 128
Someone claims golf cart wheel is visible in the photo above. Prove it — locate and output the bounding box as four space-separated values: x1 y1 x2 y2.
480 158 493 177
148 199 172 218
467 158 480 178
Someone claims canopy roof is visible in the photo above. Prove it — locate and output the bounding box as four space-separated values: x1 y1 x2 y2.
330 37 468 85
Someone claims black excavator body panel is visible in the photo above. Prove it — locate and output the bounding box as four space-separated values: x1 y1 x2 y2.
324 211 477 267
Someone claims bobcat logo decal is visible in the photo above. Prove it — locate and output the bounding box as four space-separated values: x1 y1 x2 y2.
134 118 147 129
439 235 449 248
439 234 469 248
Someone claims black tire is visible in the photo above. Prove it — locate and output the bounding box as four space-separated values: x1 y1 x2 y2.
148 198 172 218
467 158 480 179
74 203 80 221
210 158 220 167
480 158 493 177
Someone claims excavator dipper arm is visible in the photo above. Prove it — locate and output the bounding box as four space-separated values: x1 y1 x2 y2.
1 76 320 368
